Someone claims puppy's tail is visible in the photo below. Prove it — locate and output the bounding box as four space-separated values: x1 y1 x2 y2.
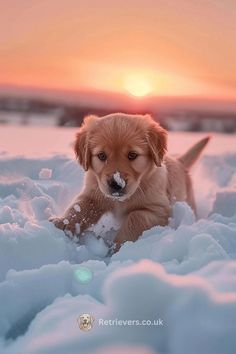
178 136 211 170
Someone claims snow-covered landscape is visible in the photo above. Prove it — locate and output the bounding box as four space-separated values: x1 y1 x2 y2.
0 125 236 354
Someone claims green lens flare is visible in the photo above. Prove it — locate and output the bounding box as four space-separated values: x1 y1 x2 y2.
74 266 93 284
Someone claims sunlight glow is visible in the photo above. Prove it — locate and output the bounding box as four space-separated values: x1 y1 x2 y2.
124 74 153 97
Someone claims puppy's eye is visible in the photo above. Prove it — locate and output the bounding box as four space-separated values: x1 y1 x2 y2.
128 151 138 160
97 152 107 161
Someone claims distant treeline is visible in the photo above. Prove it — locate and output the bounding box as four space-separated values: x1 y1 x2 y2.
0 95 236 133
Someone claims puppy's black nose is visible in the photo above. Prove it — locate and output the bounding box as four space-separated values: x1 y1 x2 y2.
108 177 123 193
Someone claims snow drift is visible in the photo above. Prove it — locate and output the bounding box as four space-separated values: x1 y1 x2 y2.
0 127 236 354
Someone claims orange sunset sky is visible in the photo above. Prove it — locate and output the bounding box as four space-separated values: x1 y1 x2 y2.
0 0 236 98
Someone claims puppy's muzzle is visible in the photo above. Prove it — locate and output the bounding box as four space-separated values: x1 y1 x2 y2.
107 177 125 196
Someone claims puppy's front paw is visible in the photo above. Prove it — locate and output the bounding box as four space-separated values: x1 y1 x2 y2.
49 216 79 239
49 216 65 230
113 240 123 253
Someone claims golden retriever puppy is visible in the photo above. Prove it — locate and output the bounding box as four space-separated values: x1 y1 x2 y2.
50 113 209 251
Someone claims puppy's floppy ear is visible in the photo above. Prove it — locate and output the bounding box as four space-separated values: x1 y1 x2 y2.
147 122 167 166
74 115 97 170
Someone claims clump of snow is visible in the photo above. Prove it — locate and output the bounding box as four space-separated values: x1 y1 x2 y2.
38 168 52 180
88 212 120 241
75 223 81 234
0 128 236 354
169 201 195 228
212 189 236 216
73 203 81 212
63 218 69 225
113 171 126 188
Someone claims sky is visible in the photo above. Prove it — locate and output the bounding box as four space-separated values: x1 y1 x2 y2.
0 0 236 98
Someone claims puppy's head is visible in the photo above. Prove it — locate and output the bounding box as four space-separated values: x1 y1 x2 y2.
74 113 167 201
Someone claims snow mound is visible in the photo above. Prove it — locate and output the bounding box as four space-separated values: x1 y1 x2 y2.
39 168 52 180
0 132 236 354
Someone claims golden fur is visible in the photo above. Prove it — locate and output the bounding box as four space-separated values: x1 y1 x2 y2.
50 113 210 251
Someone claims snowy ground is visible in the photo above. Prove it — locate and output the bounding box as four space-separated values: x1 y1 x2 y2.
0 125 236 354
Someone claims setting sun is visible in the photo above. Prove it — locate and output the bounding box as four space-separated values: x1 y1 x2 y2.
124 74 153 97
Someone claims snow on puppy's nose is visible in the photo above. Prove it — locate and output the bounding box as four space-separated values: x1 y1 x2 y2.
107 171 126 196
113 171 126 189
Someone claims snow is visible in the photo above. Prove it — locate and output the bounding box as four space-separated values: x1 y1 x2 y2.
0 125 236 354
113 171 126 188
73 203 81 212
39 168 52 180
